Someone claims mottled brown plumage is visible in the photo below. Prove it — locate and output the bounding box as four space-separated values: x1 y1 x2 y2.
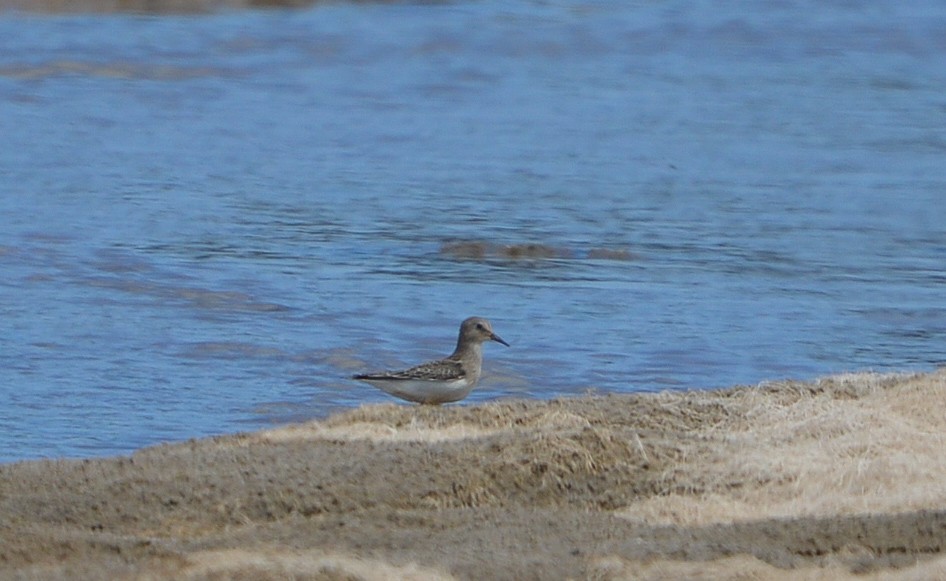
353 317 509 404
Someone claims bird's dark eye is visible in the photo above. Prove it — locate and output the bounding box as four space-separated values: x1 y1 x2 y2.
476 323 485 330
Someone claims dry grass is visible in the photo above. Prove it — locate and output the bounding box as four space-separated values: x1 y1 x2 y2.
617 371 946 526
257 369 946 526
172 548 456 581
4 369 946 580
254 405 594 444
590 553 946 581
248 370 946 528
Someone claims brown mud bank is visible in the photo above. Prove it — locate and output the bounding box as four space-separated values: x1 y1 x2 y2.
2 369 946 579
440 240 636 263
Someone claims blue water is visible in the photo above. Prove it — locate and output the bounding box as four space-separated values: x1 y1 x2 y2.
1 0 945 463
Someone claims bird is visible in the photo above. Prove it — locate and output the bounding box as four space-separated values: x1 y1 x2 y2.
353 317 509 404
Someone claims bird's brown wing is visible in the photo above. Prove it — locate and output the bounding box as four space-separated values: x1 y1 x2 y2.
354 358 466 382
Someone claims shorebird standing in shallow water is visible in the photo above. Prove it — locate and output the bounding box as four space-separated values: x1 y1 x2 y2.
353 317 509 404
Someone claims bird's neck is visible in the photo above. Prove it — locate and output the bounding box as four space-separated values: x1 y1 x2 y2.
450 340 483 364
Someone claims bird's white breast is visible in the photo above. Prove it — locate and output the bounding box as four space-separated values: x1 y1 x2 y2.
361 377 473 405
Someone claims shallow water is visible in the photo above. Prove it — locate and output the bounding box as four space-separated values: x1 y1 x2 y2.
1 0 945 462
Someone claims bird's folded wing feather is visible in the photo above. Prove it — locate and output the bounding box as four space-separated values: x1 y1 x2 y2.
360 359 466 381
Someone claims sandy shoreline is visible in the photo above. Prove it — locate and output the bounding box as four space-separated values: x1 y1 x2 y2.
3 369 946 579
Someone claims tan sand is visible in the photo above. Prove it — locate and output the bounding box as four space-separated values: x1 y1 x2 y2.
2 369 946 580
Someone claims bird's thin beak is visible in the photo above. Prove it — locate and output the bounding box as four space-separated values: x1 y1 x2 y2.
491 333 510 347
